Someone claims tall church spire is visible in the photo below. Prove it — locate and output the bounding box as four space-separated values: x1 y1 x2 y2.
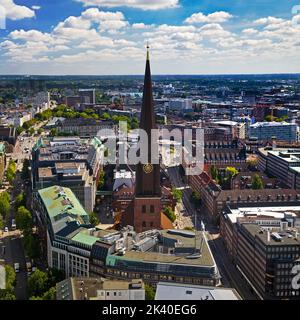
135 45 161 197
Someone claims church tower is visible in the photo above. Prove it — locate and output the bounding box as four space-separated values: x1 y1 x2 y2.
123 46 163 232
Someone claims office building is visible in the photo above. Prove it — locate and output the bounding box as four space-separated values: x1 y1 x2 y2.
79 89 96 105
249 122 298 143
258 148 300 189
155 282 241 300
31 136 103 212
56 277 145 300
221 204 300 299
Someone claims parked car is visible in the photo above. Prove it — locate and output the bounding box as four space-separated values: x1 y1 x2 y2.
4 227 8 232
14 263 20 273
11 219 16 230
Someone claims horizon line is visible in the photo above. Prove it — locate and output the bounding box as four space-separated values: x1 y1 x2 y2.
0 72 300 77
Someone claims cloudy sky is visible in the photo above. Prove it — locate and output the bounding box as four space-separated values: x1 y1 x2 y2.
0 0 299 75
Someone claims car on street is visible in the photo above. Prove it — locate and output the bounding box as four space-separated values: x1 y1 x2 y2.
4 227 8 232
14 263 20 273
11 219 16 230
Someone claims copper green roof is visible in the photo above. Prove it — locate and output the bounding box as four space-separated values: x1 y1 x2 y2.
71 232 99 247
38 185 89 224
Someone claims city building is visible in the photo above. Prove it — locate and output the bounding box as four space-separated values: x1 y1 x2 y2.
212 121 246 140
79 89 96 105
0 126 17 145
56 277 145 300
169 99 193 112
155 282 241 300
31 136 104 212
188 170 300 222
35 185 95 277
56 118 116 138
220 204 300 299
35 186 220 288
90 229 220 287
249 122 298 143
258 148 300 189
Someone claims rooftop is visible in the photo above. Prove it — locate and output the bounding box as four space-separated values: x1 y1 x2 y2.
243 224 300 246
38 185 89 224
108 230 215 267
155 282 241 300
56 277 144 300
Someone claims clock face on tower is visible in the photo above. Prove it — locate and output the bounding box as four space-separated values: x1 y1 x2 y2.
143 163 153 174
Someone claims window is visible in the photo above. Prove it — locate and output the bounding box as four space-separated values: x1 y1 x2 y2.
150 205 154 213
142 221 146 227
142 205 146 213
186 291 193 295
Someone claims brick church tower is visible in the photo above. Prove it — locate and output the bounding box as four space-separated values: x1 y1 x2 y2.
122 46 164 233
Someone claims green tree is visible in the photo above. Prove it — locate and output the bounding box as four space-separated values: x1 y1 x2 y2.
41 287 56 300
172 187 183 203
252 174 264 190
6 160 17 184
225 167 239 179
210 165 219 181
15 192 26 209
89 212 100 227
21 159 30 180
0 289 16 300
23 232 40 259
16 126 24 135
0 191 10 219
50 128 58 136
102 112 111 120
97 171 105 190
5 265 16 291
28 128 35 136
145 284 155 300
37 128 43 135
163 206 176 223
0 214 4 229
16 206 32 231
28 269 48 297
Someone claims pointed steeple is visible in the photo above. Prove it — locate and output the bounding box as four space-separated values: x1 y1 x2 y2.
135 45 161 197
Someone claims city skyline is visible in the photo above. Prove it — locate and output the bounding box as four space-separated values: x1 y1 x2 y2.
0 0 300 75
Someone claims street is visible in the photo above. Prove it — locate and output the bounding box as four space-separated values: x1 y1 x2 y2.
0 232 28 300
167 165 258 300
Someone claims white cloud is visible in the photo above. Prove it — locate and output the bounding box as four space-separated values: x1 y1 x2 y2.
31 5 41 10
254 16 284 25
132 23 153 29
0 0 35 20
1 10 300 74
242 28 258 35
185 11 233 24
75 0 179 10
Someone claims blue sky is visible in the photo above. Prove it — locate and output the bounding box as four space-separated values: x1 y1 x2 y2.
0 0 299 74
